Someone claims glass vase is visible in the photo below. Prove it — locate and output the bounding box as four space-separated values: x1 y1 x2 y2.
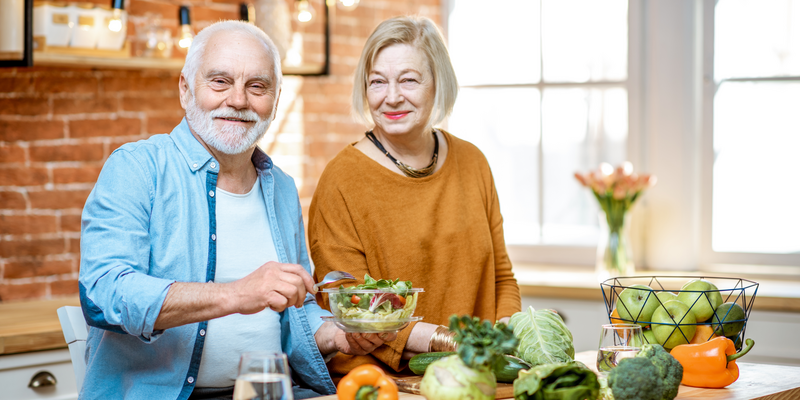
596 210 634 281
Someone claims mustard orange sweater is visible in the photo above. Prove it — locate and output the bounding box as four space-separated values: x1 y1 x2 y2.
308 130 521 375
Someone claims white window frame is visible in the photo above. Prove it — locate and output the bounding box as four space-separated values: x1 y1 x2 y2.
443 0 799 274
698 0 800 272
442 0 644 268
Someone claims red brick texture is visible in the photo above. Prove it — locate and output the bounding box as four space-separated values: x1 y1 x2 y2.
0 0 441 302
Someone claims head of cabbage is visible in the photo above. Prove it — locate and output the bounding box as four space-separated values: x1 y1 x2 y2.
419 355 496 400
510 307 575 366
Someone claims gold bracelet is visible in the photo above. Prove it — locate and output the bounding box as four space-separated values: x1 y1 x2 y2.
428 325 458 352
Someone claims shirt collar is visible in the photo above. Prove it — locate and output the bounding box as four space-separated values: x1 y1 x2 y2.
170 117 274 173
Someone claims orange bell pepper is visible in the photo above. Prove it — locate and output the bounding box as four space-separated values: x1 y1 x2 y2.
670 336 754 388
337 364 399 400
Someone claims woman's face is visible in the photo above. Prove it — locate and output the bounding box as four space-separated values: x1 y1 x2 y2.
367 43 435 139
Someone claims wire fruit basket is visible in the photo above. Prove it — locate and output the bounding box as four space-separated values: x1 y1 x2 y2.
600 276 758 351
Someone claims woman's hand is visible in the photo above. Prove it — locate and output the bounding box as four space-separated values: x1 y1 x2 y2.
401 322 440 360
314 321 397 356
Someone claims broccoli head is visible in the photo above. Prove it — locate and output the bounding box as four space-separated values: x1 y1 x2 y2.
637 344 683 400
607 357 664 400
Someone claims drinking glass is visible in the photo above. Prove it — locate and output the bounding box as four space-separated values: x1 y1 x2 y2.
233 352 293 400
596 324 643 375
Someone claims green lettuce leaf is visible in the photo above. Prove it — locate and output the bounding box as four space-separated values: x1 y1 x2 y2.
513 361 600 400
510 307 575 366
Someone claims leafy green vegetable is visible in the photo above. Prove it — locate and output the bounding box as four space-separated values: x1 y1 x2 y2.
510 307 575 366
419 315 519 400
513 361 600 400
345 274 412 296
452 315 519 371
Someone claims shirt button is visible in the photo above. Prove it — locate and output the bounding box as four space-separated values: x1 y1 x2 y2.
211 234 216 241
209 190 215 197
187 377 194 384
193 163 198 168
200 329 206 336
210 162 216 169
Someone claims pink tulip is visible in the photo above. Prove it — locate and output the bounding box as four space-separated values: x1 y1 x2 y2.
576 162 656 200
574 172 588 186
613 185 627 200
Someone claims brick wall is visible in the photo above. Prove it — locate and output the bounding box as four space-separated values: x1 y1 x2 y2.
0 0 441 301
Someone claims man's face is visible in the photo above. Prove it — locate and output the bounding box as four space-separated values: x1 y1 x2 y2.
181 31 280 155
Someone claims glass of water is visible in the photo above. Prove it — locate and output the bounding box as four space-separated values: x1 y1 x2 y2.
596 324 643 375
233 352 293 400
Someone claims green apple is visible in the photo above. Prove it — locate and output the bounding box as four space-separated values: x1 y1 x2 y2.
712 302 745 337
630 328 658 347
652 300 697 349
616 284 659 327
677 279 723 322
643 329 658 346
655 291 678 304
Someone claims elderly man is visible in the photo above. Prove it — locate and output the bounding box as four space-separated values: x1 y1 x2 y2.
79 21 392 400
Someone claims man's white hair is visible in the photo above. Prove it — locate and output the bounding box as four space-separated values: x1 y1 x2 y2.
181 20 283 94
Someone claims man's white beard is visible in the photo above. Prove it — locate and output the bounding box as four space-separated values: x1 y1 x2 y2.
185 96 273 155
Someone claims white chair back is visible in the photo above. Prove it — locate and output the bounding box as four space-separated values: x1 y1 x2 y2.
57 306 88 391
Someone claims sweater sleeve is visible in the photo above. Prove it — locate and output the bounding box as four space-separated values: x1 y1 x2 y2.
308 173 368 309
484 159 522 319
308 165 413 372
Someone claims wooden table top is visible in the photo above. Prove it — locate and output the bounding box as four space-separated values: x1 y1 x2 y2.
313 351 800 400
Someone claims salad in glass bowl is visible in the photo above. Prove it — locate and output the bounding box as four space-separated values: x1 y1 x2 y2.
321 274 423 333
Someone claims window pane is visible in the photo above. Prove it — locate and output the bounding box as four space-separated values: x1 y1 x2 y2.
449 87 541 245
712 82 800 253
542 0 628 82
715 0 800 79
542 87 628 245
448 0 541 85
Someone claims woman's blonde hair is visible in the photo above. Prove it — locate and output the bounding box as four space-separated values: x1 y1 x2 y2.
352 16 458 129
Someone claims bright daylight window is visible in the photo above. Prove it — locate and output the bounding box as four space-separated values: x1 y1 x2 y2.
446 0 629 254
711 0 800 255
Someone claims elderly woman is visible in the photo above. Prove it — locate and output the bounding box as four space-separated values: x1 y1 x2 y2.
308 16 521 375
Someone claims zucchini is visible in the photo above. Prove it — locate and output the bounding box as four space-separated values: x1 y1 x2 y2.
408 352 531 383
408 351 455 375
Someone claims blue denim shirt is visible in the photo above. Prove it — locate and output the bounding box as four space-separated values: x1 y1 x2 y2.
78 118 337 399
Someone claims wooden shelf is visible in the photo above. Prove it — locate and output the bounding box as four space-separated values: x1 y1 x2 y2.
33 51 325 75
34 51 185 71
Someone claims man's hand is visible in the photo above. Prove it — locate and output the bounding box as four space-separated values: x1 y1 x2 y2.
154 261 316 330
315 321 397 356
229 261 317 314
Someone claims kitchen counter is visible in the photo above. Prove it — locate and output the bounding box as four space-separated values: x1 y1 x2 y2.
0 297 80 355
513 264 800 312
1 267 798 356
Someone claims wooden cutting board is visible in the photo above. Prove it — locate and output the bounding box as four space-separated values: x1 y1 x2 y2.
392 375 515 399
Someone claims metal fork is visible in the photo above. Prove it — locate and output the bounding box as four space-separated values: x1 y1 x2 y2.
313 270 356 291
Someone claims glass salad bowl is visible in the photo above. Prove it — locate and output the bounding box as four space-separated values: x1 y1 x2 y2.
322 287 424 333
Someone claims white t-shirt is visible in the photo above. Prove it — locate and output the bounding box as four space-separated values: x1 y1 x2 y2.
196 178 282 387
